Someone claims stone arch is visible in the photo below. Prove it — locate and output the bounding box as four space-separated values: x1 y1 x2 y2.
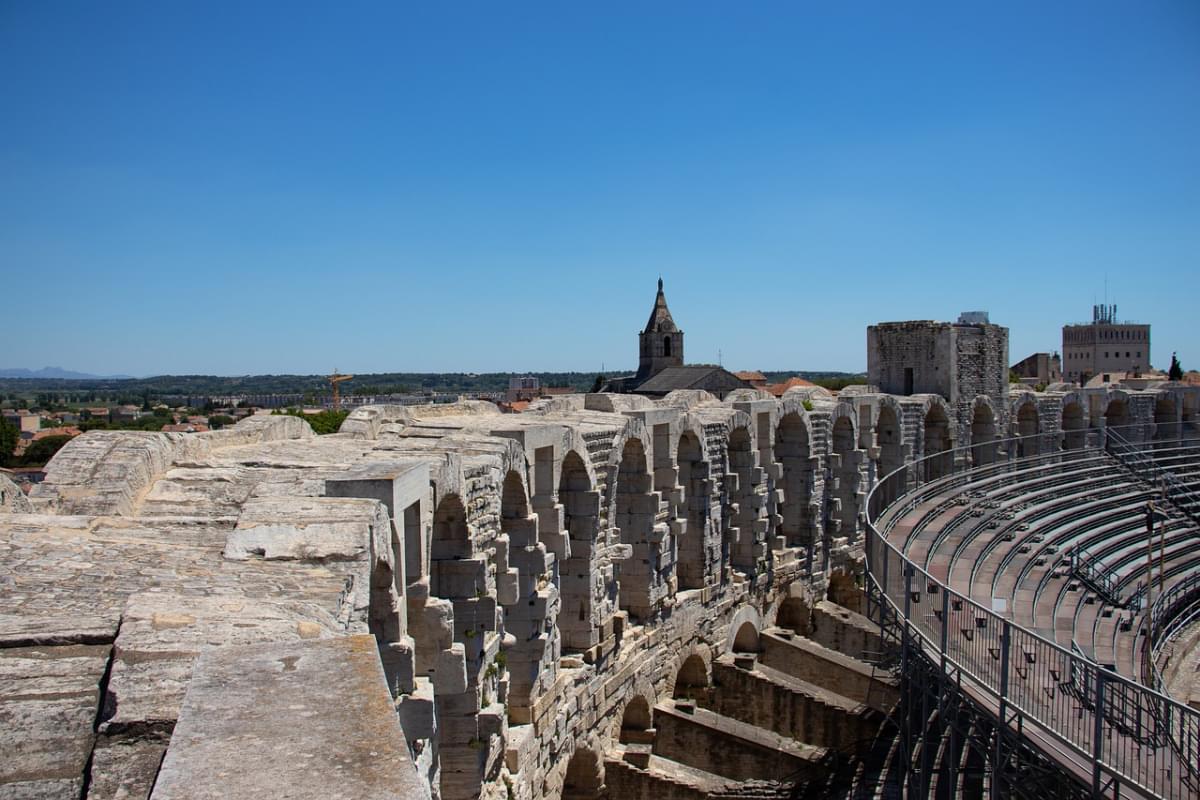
1154 395 1179 444
1062 396 1088 450
874 398 905 480
971 396 1000 465
827 568 863 614
726 605 762 654
922 398 954 480
830 411 860 546
368 554 401 644
672 648 713 701
728 422 766 573
558 450 603 653
1105 393 1131 435
615 435 665 622
431 493 474 598
732 621 760 653
560 745 604 800
775 596 812 635
675 429 708 591
1013 396 1040 458
1185 391 1200 441
775 409 818 550
618 694 655 744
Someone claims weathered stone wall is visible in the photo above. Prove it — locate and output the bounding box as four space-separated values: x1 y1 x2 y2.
2 383 1197 800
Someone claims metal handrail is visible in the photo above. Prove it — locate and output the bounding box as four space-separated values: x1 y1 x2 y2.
865 422 1200 800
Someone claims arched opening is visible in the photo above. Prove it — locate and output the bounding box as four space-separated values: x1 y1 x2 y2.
1105 398 1129 434
776 413 817 549
831 416 859 545
616 438 663 622
675 431 708 591
873 402 902 503
732 620 760 653
368 556 401 645
1062 401 1087 450
775 596 812 635
1016 402 1039 458
728 426 765 574
561 747 604 800
923 404 953 481
558 451 601 653
969 403 998 465
828 569 863 614
663 335 672 357
1185 395 1200 441
673 653 710 701
431 494 473 598
1154 397 1178 444
618 696 654 744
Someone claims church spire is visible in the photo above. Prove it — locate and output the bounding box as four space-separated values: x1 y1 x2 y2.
644 277 678 334
637 277 684 380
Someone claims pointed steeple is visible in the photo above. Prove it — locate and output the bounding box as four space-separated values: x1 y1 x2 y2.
636 277 684 380
644 277 678 334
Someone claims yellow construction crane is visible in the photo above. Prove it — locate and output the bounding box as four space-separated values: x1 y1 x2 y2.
328 370 353 412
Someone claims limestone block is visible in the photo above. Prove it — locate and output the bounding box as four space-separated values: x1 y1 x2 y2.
86 734 169 800
0 644 109 795
497 568 520 606
397 681 436 742
433 644 468 695
150 635 426 800
380 637 416 696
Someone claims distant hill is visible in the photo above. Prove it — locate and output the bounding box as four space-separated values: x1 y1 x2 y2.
0 367 135 380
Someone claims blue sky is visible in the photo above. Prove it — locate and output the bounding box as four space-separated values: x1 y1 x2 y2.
2 2 1197 377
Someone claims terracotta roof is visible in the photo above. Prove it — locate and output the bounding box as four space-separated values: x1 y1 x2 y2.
734 371 767 382
765 376 817 397
33 427 80 440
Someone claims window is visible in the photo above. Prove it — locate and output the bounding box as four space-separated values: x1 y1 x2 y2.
663 336 672 357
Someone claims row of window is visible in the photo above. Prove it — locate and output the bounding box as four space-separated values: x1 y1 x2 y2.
1063 327 1148 344
1066 350 1142 359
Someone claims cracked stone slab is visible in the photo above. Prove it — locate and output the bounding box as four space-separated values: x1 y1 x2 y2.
0 644 110 798
150 635 427 800
100 592 344 737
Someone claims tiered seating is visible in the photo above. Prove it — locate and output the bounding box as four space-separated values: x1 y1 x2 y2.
882 444 1200 685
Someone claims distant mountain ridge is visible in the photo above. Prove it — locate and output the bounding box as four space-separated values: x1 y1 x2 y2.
0 367 135 380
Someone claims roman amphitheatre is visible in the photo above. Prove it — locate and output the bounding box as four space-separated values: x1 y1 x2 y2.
3 285 1199 800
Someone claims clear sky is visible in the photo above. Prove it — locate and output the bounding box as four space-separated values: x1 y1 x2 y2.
2 2 1198 377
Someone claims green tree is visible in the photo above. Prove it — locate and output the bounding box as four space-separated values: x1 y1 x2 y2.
0 418 17 467
208 414 235 430
19 435 74 467
590 374 606 393
273 408 348 435
1169 353 1184 381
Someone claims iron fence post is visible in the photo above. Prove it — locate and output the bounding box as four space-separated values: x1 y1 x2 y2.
1093 670 1106 796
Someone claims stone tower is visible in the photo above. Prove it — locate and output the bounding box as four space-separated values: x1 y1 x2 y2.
636 278 684 381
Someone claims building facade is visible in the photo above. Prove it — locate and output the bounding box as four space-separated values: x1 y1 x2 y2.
1062 304 1151 385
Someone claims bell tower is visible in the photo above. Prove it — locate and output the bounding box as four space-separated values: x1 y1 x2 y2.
636 278 684 381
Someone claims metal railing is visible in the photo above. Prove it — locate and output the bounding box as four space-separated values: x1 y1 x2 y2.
866 425 1200 799
1108 429 1200 525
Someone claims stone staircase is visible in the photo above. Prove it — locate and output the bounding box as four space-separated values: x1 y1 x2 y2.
599 595 901 799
